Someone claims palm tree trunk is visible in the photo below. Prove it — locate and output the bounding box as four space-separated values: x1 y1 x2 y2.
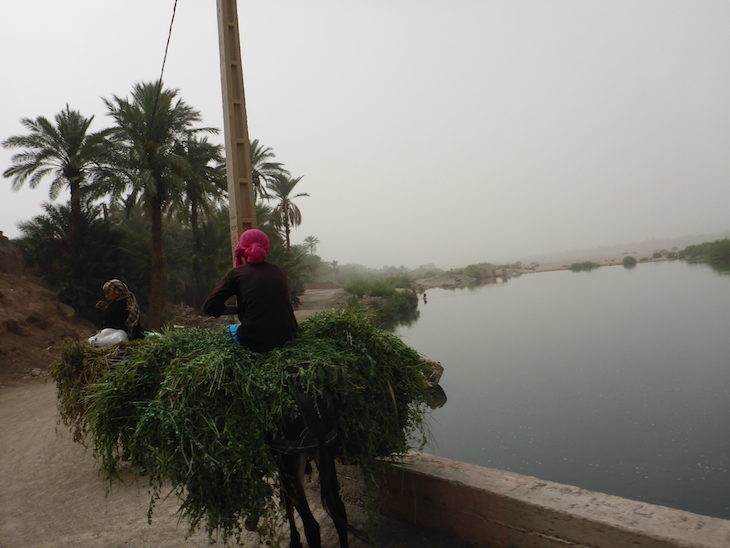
148 199 166 330
68 179 82 245
190 199 203 309
284 203 291 252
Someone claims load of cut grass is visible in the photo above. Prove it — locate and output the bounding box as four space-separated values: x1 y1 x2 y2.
51 308 435 543
49 338 147 443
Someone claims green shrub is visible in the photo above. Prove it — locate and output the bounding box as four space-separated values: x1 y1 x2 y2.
680 239 730 263
569 261 600 272
621 256 637 268
343 279 419 328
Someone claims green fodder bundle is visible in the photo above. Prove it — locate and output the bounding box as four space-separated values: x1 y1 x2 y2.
294 309 433 463
49 338 142 443
53 308 435 543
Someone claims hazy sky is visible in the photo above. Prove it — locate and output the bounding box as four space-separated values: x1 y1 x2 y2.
1 1 729 269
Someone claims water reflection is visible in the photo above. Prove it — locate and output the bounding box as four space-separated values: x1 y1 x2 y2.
380 304 420 331
398 261 730 520
426 384 447 409
708 259 730 275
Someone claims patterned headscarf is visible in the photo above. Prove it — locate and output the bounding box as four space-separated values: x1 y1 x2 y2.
234 229 270 266
102 279 140 334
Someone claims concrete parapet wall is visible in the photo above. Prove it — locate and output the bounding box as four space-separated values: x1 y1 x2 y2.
380 453 730 548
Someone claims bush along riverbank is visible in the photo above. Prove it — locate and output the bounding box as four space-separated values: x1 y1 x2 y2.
344 279 420 330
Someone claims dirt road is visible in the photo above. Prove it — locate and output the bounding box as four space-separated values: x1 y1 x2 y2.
0 381 228 547
294 288 349 322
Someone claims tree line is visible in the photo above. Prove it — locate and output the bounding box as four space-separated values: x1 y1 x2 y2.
2 80 312 329
678 239 730 264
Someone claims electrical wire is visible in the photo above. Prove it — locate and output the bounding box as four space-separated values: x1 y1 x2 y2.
151 0 180 128
157 0 179 88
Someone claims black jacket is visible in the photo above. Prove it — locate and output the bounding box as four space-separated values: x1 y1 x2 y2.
102 298 143 340
203 262 297 352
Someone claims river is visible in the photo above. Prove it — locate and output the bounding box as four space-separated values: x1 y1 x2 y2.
397 260 730 520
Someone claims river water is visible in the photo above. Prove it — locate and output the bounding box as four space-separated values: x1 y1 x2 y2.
397 260 730 520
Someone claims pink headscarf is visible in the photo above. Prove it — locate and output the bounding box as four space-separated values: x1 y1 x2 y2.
234 229 270 266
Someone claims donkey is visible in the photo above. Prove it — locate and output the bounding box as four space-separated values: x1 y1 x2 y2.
271 389 350 548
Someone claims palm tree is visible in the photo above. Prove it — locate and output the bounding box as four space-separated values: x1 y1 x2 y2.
196 204 234 285
171 136 226 308
103 80 214 329
2 106 111 243
250 138 289 200
270 243 312 294
303 235 320 255
267 174 309 252
254 201 281 243
15 202 132 322
175 137 226 230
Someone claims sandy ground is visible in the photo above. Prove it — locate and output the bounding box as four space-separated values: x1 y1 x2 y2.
294 288 349 322
0 288 464 548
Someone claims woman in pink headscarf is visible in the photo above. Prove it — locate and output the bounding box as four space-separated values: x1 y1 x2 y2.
203 229 297 352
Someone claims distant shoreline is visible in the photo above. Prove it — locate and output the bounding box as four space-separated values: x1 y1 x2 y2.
416 257 675 290
531 256 672 273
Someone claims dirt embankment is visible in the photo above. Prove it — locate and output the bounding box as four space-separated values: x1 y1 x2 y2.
415 273 476 290
0 234 96 388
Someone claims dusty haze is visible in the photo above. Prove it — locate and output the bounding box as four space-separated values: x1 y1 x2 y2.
1 1 729 269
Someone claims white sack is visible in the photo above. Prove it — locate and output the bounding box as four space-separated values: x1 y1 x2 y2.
88 328 128 348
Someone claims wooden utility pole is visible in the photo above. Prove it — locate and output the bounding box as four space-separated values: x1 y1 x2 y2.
217 0 256 264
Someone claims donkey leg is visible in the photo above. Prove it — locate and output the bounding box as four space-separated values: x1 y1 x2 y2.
280 454 303 548
282 452 321 548
316 448 350 548
281 486 302 548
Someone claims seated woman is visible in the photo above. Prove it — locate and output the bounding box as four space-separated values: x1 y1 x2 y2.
203 229 297 353
88 279 143 347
